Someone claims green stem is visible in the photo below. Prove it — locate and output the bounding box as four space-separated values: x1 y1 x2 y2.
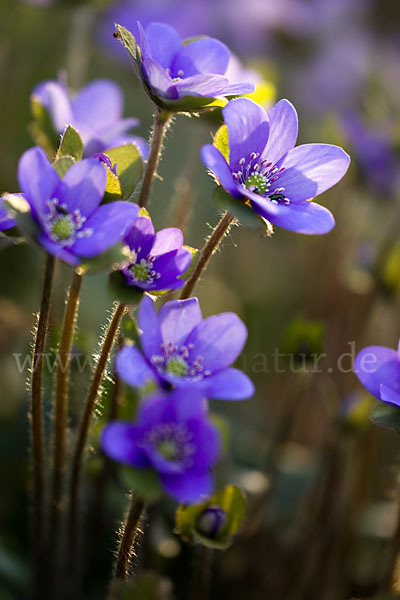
138 109 172 209
31 253 55 598
67 302 127 573
50 269 83 554
107 494 145 599
180 211 235 299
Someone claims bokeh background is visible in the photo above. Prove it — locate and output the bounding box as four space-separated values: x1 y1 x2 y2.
1 0 400 598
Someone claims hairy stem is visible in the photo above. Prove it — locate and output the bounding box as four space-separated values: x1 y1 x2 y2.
67 302 127 573
50 269 83 553
31 253 55 598
108 494 145 599
180 211 235 299
138 109 172 209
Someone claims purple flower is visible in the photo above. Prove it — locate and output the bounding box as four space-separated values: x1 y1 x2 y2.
116 295 254 400
0 197 17 231
133 21 255 107
101 389 221 503
32 78 148 158
121 214 192 292
16 146 139 266
201 97 351 234
342 112 398 197
354 340 400 408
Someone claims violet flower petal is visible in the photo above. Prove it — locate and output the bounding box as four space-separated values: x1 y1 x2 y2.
222 98 269 173
185 312 248 371
137 295 163 359
261 99 299 166
202 367 255 400
71 201 139 257
72 79 124 130
354 345 400 400
18 147 60 219
278 143 351 202
144 22 183 69
116 345 155 388
158 298 202 347
201 145 240 197
172 37 230 77
101 422 150 467
54 158 107 218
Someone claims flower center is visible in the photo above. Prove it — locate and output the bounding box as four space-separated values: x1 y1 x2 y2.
158 440 179 460
51 215 75 240
232 153 290 205
125 256 161 285
151 342 211 381
165 356 189 377
145 423 195 466
44 198 93 247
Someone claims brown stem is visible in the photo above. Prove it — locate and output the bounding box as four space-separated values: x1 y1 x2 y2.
31 253 55 598
108 494 145 600
180 211 235 299
50 270 83 554
192 546 213 600
66 302 127 573
138 109 172 209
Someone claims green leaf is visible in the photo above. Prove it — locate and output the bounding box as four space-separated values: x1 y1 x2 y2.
175 485 246 549
120 466 163 503
103 145 143 201
56 125 83 161
213 125 229 162
79 242 128 274
213 186 265 230
29 97 59 157
108 270 144 305
159 94 227 113
53 155 75 178
370 402 400 434
115 24 142 77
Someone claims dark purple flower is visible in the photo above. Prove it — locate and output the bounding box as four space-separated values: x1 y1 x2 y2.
197 506 228 538
17 146 139 266
201 97 351 234
116 295 254 400
101 389 221 503
32 78 148 158
121 214 192 292
354 340 400 407
0 196 17 231
342 112 398 197
134 21 255 106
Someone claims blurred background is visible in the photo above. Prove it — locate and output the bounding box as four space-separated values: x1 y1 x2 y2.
1 0 400 598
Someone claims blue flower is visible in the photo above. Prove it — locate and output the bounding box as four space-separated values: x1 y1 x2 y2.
32 78 148 158
201 97 351 234
0 197 17 231
17 146 139 266
132 22 255 108
116 295 254 400
121 214 192 292
101 389 221 503
355 340 400 408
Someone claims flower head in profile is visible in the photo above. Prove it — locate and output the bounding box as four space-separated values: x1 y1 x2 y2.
32 78 148 157
120 214 192 292
201 97 350 234
354 339 400 408
16 146 139 266
122 21 255 111
101 389 221 503
116 295 254 400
